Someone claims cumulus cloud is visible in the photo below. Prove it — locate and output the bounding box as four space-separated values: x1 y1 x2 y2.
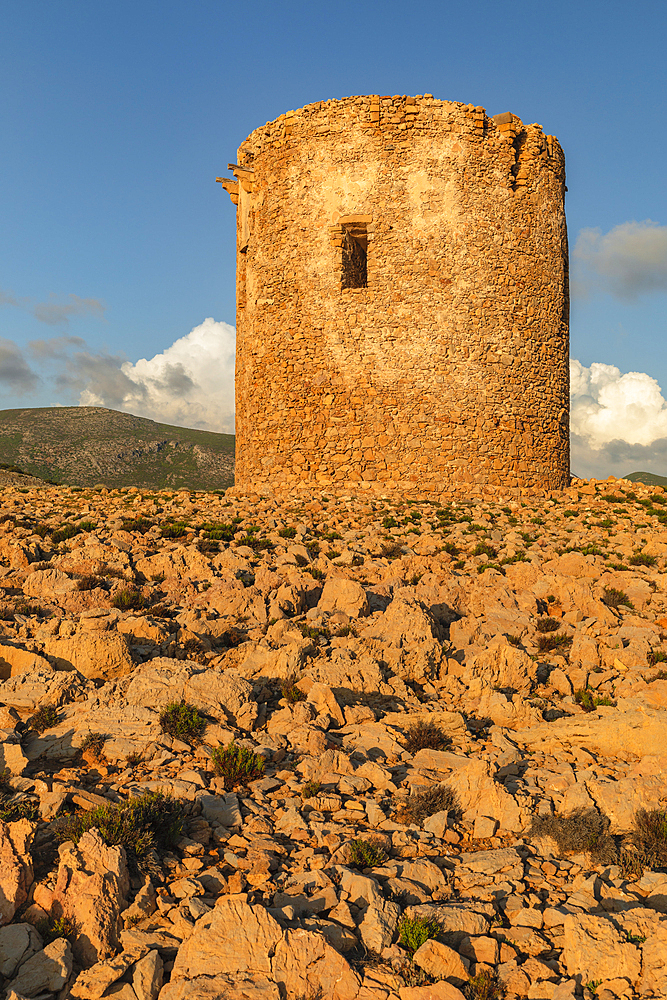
570 358 667 478
0 287 105 325
573 220 667 300
74 318 236 433
0 338 39 394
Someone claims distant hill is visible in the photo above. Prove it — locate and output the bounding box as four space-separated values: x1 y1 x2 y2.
0 407 235 491
624 471 667 488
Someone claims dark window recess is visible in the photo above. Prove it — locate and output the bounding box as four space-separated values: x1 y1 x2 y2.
341 224 367 288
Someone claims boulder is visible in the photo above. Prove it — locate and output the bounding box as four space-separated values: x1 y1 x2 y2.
0 819 34 923
7 938 72 998
0 924 43 979
42 629 133 681
562 913 640 984
50 828 129 967
318 577 370 618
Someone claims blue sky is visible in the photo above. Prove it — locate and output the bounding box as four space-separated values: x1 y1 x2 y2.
1 0 666 475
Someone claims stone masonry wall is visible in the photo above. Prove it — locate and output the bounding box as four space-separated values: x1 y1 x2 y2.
220 94 569 493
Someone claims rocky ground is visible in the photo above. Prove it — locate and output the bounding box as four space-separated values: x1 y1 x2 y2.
0 477 666 1000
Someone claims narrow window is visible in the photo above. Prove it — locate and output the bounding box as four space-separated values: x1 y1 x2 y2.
341 223 367 288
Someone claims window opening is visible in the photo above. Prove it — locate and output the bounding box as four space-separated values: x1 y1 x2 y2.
341 223 367 288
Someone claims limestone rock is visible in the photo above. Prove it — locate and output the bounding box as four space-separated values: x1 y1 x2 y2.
0 819 34 924
318 577 370 618
413 939 470 982
8 938 72 997
562 913 641 983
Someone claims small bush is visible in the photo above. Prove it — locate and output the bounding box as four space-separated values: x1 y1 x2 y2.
442 541 459 557
647 650 667 667
281 678 306 703
77 574 103 591
465 970 505 1000
530 808 616 864
279 526 297 538
159 702 206 743
37 916 77 946
210 742 265 790
602 587 634 610
630 552 657 567
649 669 667 682
28 704 60 733
121 517 154 534
301 780 321 800
58 791 183 876
537 633 572 653
398 914 441 953
400 784 459 826
51 524 80 544
403 721 452 754
349 837 388 869
472 541 497 559
197 538 219 555
80 732 107 759
631 808 667 868
575 689 615 713
381 541 404 560
161 523 187 539
112 588 146 611
0 772 39 822
536 616 559 633
382 516 398 529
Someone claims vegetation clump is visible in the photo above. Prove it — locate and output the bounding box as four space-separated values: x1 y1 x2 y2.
28 704 60 733
465 970 505 1000
112 588 146 611
37 916 77 946
80 732 107 759
210 742 265 790
575 689 616 713
529 808 616 864
630 808 667 868
399 784 459 826
58 791 183 876
602 587 634 610
537 633 572 653
397 914 442 953
159 702 206 743
281 677 307 703
535 616 559 633
630 552 657 567
0 772 39 822
403 720 452 754
349 837 388 869
161 522 187 539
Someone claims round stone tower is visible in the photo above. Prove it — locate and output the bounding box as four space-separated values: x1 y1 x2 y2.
219 94 569 492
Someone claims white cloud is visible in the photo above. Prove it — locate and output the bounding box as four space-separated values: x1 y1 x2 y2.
570 358 667 478
77 317 236 433
573 220 667 300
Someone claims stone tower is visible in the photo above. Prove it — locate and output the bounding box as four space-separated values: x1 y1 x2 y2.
218 94 569 492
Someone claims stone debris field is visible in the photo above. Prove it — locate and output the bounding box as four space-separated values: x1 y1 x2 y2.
0 478 666 1000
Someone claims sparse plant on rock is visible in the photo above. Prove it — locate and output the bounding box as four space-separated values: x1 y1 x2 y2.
397 914 441 952
575 689 616 712
630 808 667 868
37 916 77 946
80 732 107 760
630 552 656 567
159 702 206 744
76 573 104 591
537 633 572 653
399 783 459 826
465 970 505 1000
300 780 321 800
58 791 183 876
535 616 559 633
602 587 634 610
161 522 187 538
281 676 307 703
210 741 265 790
349 837 388 869
403 720 452 754
112 588 146 611
28 704 60 733
530 808 616 864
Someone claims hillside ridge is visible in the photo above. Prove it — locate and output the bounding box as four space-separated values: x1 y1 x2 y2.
0 405 235 491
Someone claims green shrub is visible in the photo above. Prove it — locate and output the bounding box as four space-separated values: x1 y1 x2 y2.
400 784 459 826
28 704 60 733
537 633 572 653
37 916 77 945
0 772 39 822
465 970 505 1000
77 574 103 591
398 914 441 952
161 523 187 539
472 541 497 558
279 526 297 538
210 742 265 790
442 541 459 556
121 517 154 534
536 616 559 633
630 552 656 567
403 720 451 754
159 702 206 743
529 808 616 864
381 541 404 560
647 650 667 666
630 808 667 868
58 791 183 875
112 588 146 611
349 837 388 869
51 523 80 544
575 689 615 712
602 587 634 610
80 732 107 759
281 678 307 703
301 780 321 800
